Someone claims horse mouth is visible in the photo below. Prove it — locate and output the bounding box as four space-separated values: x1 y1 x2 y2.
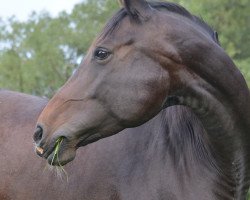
35 133 102 165
45 137 77 166
35 137 63 159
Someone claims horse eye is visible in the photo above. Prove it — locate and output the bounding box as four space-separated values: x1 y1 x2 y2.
94 48 111 60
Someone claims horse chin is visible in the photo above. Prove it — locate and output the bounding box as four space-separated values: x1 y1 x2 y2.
44 131 103 166
47 147 76 166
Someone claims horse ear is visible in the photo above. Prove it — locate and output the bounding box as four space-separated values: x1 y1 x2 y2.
120 0 152 22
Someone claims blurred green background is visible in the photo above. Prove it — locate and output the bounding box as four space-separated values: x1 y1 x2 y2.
0 0 249 97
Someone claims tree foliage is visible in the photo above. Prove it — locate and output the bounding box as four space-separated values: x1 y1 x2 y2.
0 0 249 97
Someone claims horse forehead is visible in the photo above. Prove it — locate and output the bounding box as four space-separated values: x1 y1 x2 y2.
115 14 183 42
97 12 193 52
99 27 158 51
98 23 136 46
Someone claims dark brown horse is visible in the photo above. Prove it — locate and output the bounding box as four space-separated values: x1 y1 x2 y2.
33 0 250 199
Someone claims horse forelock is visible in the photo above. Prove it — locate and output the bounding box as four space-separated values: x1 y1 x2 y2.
100 1 219 44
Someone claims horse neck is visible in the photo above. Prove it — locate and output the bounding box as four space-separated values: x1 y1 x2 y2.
175 36 250 136
166 54 250 198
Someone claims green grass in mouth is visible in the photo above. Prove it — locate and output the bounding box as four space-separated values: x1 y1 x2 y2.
50 137 68 181
51 137 63 165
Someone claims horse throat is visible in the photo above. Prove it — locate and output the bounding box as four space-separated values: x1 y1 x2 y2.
164 77 250 198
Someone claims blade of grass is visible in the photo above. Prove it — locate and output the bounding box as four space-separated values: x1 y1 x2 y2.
50 137 63 165
50 137 69 181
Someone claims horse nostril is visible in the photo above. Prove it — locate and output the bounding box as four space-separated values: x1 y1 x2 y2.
33 125 43 143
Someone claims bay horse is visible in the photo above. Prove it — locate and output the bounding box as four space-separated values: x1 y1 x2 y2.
32 0 249 199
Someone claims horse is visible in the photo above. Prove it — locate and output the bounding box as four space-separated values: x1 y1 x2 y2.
2 5 237 200
1 90 200 199
32 0 249 199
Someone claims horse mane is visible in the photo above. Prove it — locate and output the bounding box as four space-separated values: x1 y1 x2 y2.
161 106 236 198
101 1 220 44
162 106 220 172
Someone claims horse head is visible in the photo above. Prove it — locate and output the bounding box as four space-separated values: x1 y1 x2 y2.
33 0 250 169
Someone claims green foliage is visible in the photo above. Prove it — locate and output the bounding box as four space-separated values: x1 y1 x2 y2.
0 0 249 97
235 58 250 87
0 13 74 96
0 0 119 97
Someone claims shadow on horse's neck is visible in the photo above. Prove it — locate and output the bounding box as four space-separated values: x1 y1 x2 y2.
119 105 215 175
144 106 212 167
130 104 247 198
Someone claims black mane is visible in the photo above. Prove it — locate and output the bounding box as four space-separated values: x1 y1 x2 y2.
102 1 219 44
